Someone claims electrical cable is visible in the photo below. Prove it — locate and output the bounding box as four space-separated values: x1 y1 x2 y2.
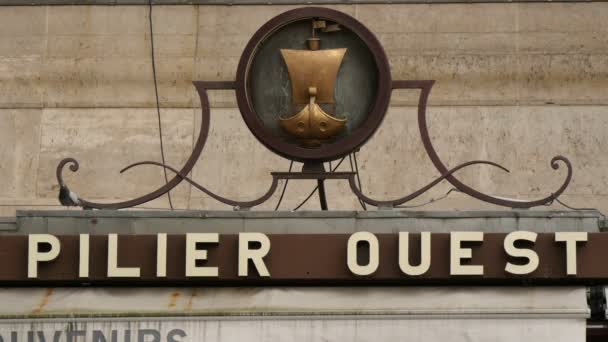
142 10 608 216
551 197 606 220
293 157 346 211
148 0 174 210
352 151 367 210
274 160 294 210
394 188 460 209
348 154 367 210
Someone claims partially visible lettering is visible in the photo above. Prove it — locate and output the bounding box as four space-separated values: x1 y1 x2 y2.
0 329 187 342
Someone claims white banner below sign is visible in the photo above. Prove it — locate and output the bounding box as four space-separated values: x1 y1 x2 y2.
0 317 586 342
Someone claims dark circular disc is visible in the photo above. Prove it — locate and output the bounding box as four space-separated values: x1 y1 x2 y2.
236 7 391 163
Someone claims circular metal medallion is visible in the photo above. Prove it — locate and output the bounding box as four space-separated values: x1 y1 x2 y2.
236 7 391 163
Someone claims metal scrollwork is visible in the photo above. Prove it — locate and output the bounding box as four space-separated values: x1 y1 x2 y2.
55 8 573 211
56 79 573 210
399 80 573 209
56 81 227 209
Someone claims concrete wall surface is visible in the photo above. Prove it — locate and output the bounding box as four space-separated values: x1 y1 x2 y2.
0 3 607 214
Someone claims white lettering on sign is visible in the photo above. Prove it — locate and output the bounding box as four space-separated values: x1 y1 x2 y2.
20 232 592 279
238 233 271 277
504 231 539 275
107 234 140 278
347 232 379 276
79 234 89 278
555 232 588 275
450 232 484 276
398 232 431 276
157 233 167 278
185 233 219 277
27 234 61 278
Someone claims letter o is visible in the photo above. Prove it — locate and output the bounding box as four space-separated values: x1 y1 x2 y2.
347 232 379 276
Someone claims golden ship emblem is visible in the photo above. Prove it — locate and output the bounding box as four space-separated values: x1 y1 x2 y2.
279 20 347 147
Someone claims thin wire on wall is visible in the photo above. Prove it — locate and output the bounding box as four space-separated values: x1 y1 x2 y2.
349 153 367 210
274 161 294 210
148 0 174 210
293 157 347 211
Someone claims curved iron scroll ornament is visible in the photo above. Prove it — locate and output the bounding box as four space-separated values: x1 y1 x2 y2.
57 81 220 209
56 8 572 210
56 79 572 210
393 80 572 209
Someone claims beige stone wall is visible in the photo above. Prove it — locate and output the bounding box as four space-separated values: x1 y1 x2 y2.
0 3 607 215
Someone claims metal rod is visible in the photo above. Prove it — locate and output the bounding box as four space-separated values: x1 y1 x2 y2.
317 179 328 210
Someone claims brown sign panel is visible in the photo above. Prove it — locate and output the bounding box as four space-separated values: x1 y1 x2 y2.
1 233 607 285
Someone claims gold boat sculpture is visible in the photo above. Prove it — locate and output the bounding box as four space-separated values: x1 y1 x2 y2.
279 47 347 147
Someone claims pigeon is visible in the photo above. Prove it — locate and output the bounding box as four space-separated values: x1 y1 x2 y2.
58 185 81 207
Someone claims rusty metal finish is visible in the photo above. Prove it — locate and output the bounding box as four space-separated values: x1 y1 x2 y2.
55 81 234 209
396 79 573 209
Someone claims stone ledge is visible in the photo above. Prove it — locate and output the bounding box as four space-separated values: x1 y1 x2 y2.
0 0 596 5
5 209 602 234
15 209 603 219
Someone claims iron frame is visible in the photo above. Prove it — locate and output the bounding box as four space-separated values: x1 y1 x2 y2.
56 7 572 210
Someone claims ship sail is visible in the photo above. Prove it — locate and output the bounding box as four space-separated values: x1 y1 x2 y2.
279 48 347 147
